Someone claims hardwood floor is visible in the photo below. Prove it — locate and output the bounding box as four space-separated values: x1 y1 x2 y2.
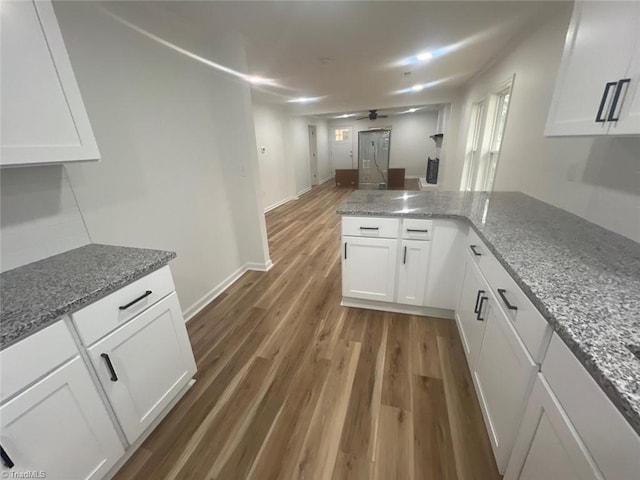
114 181 500 480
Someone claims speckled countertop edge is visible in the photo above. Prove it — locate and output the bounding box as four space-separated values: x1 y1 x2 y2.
337 190 640 436
0 244 176 351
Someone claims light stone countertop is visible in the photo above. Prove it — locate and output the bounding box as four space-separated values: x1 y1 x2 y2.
338 190 640 436
0 244 176 350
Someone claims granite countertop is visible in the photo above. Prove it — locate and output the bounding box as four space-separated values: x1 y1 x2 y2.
338 190 640 435
0 244 176 350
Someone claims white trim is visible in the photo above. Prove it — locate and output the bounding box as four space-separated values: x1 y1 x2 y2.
182 259 274 322
318 175 335 185
419 178 439 190
264 196 297 213
182 265 248 321
296 186 312 197
340 297 455 319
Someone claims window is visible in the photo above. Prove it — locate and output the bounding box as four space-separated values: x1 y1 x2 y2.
460 100 485 191
334 128 350 142
484 86 511 191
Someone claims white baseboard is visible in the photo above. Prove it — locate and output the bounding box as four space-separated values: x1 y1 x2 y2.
340 297 455 319
297 186 312 197
264 195 297 213
183 259 274 322
318 175 334 185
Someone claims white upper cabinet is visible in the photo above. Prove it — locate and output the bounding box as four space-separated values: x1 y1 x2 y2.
545 1 640 136
1 0 100 166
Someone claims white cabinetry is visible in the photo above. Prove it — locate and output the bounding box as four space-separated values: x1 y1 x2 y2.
546 1 640 136
0 325 123 479
504 375 602 480
455 253 489 368
342 236 398 302
397 239 430 306
0 0 99 166
473 292 537 472
87 292 196 444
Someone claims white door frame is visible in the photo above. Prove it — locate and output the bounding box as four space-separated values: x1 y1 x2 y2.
330 124 355 172
308 125 318 185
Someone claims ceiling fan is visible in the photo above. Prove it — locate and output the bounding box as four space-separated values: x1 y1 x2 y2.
357 109 389 121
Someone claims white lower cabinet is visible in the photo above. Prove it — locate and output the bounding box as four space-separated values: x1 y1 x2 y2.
396 239 430 306
342 236 398 302
87 292 196 444
455 254 489 368
0 356 124 480
504 375 602 480
473 292 537 473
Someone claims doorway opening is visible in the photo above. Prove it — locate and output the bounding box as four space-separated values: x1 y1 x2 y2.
308 125 318 185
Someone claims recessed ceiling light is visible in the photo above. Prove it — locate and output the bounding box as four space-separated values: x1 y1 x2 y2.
417 51 433 61
408 108 417 113
245 75 273 85
335 113 355 118
411 84 423 92
289 97 317 103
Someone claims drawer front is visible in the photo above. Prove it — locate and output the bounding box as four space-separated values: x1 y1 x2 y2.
72 265 175 346
401 218 432 240
481 253 551 363
466 227 488 266
342 216 400 239
543 334 640 480
1 320 77 403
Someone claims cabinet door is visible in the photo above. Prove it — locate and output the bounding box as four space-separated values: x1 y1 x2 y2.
88 292 196 444
610 24 640 135
473 296 537 473
454 256 489 369
0 0 99 165
397 239 430 306
504 375 602 480
342 236 398 302
545 2 640 136
0 357 124 480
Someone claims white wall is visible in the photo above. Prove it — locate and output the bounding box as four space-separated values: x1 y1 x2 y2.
45 1 270 316
329 110 440 178
0 165 90 272
252 103 296 211
449 2 640 242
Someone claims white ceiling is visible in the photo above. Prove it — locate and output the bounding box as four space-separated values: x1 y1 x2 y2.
159 1 566 116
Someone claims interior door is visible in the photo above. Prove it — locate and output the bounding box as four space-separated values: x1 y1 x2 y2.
0 357 124 480
331 126 354 171
88 292 196 444
308 125 318 185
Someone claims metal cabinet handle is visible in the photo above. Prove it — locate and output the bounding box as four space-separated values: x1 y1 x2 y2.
474 289 486 313
359 226 379 230
119 290 152 310
1 445 15 468
476 296 488 321
595 81 617 122
403 246 407 264
470 245 482 256
406 228 429 233
344 242 347 260
607 78 631 121
498 288 518 311
101 353 119 381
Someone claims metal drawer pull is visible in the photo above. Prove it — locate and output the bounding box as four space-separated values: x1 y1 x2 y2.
359 226 379 230
470 245 482 256
119 290 152 310
1 445 15 468
344 242 347 260
101 353 119 381
406 228 428 233
498 289 518 311
476 296 488 321
474 289 485 313
596 81 617 122
403 246 407 264
607 78 631 122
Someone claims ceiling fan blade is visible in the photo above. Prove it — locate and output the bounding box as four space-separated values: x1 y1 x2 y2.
356 116 368 120
378 115 389 118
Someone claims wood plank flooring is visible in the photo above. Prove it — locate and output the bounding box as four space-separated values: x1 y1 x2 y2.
114 181 500 480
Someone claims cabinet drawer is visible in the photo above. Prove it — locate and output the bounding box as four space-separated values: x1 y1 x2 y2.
72 266 175 346
481 253 551 363
466 227 489 266
1 320 77 403
401 218 432 240
542 334 640 479
342 216 400 238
